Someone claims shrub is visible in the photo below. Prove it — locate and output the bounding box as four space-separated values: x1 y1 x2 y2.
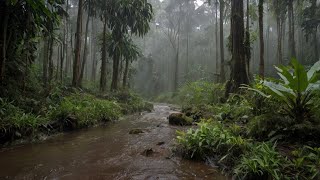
234 143 285 180
177 81 224 105
287 146 320 179
0 98 47 141
49 93 122 128
247 113 293 141
177 122 249 167
105 91 153 113
245 59 320 122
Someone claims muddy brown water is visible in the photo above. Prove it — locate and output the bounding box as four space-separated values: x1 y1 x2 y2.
0 104 228 180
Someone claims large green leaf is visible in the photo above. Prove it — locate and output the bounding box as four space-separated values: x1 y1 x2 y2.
308 61 320 83
275 65 293 85
291 58 308 92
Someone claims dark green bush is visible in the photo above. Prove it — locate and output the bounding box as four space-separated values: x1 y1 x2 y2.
49 93 122 128
104 91 153 114
0 98 47 141
234 143 285 180
177 122 249 167
287 146 320 179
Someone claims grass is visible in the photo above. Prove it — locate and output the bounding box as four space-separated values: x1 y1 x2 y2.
0 89 152 144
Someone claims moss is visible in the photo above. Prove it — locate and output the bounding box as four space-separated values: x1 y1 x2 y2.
129 129 144 134
169 113 193 126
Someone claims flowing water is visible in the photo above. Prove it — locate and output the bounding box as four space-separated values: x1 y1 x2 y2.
0 104 228 180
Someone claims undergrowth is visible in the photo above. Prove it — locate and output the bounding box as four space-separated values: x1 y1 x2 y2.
174 59 320 179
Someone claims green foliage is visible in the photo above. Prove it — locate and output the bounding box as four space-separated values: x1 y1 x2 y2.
105 91 153 114
234 143 284 180
177 122 249 167
50 94 122 128
154 81 224 105
245 59 320 122
154 92 177 104
0 98 47 139
100 33 142 63
176 81 225 105
288 146 320 179
248 113 293 141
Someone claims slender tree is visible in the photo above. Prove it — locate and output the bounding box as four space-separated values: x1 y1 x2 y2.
215 0 219 78
79 0 93 85
219 0 225 82
72 0 84 87
259 0 265 78
288 0 296 58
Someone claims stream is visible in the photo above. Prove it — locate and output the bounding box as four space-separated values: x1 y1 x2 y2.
0 104 228 180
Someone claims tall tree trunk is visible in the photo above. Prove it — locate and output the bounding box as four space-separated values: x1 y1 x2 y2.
111 54 120 91
79 3 90 85
72 0 83 87
56 46 60 80
43 37 49 88
65 0 69 76
226 0 249 95
245 0 251 76
277 17 283 64
0 12 9 83
91 17 96 82
123 58 129 88
100 16 108 92
288 0 296 59
259 0 265 78
315 31 319 62
219 0 225 82
215 0 219 78
60 43 64 82
48 37 54 84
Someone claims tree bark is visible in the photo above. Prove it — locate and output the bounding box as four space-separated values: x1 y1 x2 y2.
226 0 249 95
315 31 319 62
79 3 90 85
60 43 64 82
72 0 83 87
65 0 70 76
245 0 251 76
277 16 283 64
288 0 296 59
0 12 9 83
43 37 49 88
215 0 219 78
219 0 225 82
48 37 54 84
259 0 265 78
111 53 120 91
100 16 108 92
123 58 129 88
91 17 97 82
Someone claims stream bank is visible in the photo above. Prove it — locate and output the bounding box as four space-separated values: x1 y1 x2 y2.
0 104 228 179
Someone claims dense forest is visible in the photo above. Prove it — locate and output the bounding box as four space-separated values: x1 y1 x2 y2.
0 0 320 179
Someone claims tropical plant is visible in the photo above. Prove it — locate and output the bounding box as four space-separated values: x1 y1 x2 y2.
234 143 284 180
177 122 249 166
245 59 320 122
289 146 320 179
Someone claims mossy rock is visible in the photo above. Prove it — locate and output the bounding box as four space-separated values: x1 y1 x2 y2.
143 102 154 112
169 113 193 126
182 105 215 122
129 129 144 134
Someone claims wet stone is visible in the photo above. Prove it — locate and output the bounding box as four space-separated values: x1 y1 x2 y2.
168 113 193 126
156 141 165 146
129 129 144 134
141 148 154 157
